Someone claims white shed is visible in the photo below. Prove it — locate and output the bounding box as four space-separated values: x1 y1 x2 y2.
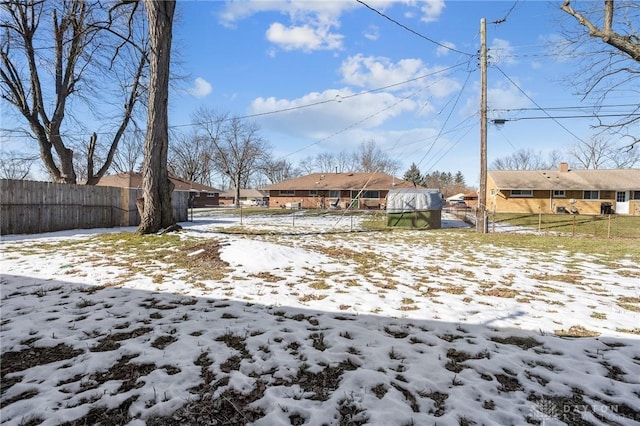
386 188 444 229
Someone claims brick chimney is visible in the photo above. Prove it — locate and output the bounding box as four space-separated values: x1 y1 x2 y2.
559 162 569 173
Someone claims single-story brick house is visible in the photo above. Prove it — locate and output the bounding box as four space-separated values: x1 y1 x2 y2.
97 172 221 208
262 172 416 209
219 188 269 206
487 163 640 215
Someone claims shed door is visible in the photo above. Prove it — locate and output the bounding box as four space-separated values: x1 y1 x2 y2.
616 191 629 215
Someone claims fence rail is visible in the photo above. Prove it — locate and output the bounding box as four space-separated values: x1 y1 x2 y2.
1 179 188 235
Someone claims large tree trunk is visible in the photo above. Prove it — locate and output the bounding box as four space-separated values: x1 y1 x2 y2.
138 0 175 234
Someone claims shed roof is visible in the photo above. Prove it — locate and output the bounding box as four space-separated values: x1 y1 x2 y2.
386 188 443 212
263 172 416 191
488 168 640 191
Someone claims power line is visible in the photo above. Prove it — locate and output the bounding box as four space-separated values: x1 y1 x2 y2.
355 0 474 57
491 103 639 113
491 113 640 122
492 0 519 25
494 65 587 144
1 62 471 140
281 72 445 159
414 70 474 172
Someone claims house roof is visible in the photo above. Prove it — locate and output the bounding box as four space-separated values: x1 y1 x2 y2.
446 192 465 201
97 172 221 193
220 188 268 199
488 168 640 191
262 172 416 191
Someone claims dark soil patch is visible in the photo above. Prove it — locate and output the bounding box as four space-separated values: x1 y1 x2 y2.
418 390 449 417
1 343 84 378
491 335 541 350
59 395 138 426
297 363 345 401
151 335 178 350
495 372 523 392
445 348 490 373
86 354 157 393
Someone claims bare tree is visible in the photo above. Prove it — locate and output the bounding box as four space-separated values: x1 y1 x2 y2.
352 139 401 174
138 0 175 234
258 157 301 185
491 148 560 170
299 151 353 174
568 136 611 169
168 132 214 185
609 142 639 168
569 136 639 169
111 129 144 173
0 0 147 184
560 0 640 147
0 149 37 179
194 107 269 206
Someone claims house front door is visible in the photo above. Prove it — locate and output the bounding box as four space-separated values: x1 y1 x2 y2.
615 191 629 215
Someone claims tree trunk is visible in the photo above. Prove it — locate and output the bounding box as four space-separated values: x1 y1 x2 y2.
138 0 176 234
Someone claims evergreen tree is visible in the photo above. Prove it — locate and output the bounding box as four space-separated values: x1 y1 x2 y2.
454 171 465 185
403 163 422 186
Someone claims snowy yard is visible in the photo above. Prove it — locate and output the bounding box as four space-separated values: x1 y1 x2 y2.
1 211 639 425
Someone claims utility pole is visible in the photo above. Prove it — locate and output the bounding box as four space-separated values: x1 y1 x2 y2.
477 18 488 233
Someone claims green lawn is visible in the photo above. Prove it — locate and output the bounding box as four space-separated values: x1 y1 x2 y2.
492 213 640 239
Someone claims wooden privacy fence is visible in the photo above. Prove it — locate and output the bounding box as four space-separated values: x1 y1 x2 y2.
1 179 188 235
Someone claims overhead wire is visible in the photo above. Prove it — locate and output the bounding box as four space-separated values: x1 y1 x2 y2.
0 62 471 141
413 69 474 172
355 0 474 57
280 65 468 159
494 65 587 144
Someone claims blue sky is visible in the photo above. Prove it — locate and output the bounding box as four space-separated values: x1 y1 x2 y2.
2 1 636 186
167 0 634 187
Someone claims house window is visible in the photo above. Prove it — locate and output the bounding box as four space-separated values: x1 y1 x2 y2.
350 190 380 199
510 189 532 197
361 190 380 199
632 191 640 200
206 192 216 198
583 190 599 200
309 190 318 196
329 190 340 198
552 190 565 197
279 190 295 196
616 192 627 202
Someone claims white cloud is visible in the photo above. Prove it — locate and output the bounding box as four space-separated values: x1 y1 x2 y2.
218 1 356 27
341 55 423 89
490 38 517 66
219 1 352 52
339 54 461 101
363 25 379 41
218 1 445 52
266 22 343 52
248 88 415 141
436 41 456 57
187 77 212 99
419 0 446 23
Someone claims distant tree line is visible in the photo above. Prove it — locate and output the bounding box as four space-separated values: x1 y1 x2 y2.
490 137 639 172
402 163 468 197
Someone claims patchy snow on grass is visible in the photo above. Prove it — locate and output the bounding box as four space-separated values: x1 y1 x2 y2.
1 211 639 426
